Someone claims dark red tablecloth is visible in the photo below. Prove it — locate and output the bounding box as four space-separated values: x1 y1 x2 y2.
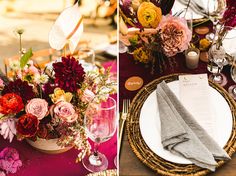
0 61 118 176
119 52 234 111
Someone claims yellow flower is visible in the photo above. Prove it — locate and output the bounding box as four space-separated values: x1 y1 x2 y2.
50 88 73 103
137 2 162 28
199 38 211 51
133 47 150 63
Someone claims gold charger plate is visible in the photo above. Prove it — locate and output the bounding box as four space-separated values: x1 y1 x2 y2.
126 73 236 176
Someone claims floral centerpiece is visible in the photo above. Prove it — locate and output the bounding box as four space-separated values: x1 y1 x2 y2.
119 0 192 73
0 50 116 162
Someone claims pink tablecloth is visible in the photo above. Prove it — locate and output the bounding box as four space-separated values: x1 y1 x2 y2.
1 61 117 176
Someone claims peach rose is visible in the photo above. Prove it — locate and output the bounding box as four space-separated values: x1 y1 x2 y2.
26 98 48 120
52 101 78 123
81 89 95 103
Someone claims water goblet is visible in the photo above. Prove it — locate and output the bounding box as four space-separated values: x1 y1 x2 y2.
78 47 96 71
82 97 117 172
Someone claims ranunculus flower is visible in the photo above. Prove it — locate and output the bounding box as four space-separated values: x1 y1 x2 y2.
158 15 192 57
51 101 78 123
16 114 39 138
81 89 95 103
0 147 22 174
26 98 48 120
137 2 162 28
0 93 24 115
50 88 73 103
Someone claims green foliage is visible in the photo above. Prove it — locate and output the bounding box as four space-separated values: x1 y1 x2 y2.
20 48 33 69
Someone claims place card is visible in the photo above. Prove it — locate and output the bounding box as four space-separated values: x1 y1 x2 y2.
125 76 143 91
179 74 217 140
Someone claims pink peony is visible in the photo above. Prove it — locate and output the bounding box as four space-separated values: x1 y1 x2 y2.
158 15 192 57
0 147 22 174
81 89 95 103
26 98 48 120
51 101 78 123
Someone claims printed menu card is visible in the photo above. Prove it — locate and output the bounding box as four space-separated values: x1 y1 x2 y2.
179 74 217 140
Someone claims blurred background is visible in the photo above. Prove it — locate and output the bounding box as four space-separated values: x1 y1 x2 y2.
0 0 117 70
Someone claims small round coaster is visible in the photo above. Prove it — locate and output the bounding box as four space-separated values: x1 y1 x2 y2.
228 85 236 100
194 26 210 35
200 51 209 62
208 73 227 87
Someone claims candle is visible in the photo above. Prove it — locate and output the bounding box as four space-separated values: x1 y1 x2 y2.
185 48 200 69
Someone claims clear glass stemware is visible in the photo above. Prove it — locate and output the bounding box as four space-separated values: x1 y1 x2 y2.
208 42 228 86
206 0 226 41
82 97 117 172
228 61 236 100
78 47 96 71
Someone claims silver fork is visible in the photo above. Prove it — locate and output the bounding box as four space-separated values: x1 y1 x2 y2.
119 99 130 157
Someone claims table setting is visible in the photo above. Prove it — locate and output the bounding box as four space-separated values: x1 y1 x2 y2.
119 0 236 175
0 2 117 176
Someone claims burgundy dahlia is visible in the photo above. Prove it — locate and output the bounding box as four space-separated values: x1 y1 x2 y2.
53 56 85 92
2 79 35 103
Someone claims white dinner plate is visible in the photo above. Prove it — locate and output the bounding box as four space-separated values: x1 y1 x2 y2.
139 80 232 164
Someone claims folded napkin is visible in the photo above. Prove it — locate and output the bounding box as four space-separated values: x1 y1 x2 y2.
156 81 230 171
177 0 208 18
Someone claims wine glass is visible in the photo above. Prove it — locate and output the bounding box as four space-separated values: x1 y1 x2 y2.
78 47 96 71
82 97 117 172
206 0 226 41
208 42 228 86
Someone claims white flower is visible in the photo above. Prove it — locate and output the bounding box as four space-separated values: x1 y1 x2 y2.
9 60 20 71
34 74 49 84
0 118 16 142
100 86 111 94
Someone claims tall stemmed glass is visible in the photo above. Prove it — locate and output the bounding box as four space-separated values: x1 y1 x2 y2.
78 47 96 71
206 0 226 41
82 97 117 172
208 42 228 86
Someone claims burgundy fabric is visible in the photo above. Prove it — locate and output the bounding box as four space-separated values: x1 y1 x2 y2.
119 53 234 111
0 61 117 176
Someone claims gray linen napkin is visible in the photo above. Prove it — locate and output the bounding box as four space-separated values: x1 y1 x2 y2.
156 81 230 171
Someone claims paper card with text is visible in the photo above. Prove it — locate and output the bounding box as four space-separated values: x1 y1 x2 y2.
179 74 217 140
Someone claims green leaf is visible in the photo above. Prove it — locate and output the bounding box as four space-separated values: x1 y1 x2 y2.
20 48 33 68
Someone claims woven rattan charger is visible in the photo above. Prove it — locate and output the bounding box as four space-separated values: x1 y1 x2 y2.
126 73 236 176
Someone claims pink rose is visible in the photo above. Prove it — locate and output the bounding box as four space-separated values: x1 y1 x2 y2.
26 98 48 120
52 101 78 123
81 89 95 103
